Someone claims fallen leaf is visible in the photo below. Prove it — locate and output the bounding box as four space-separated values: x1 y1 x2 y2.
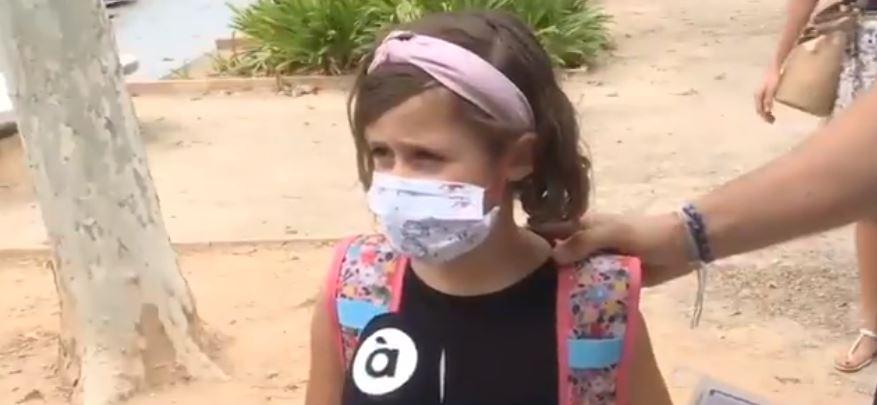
774 376 801 385
17 389 43 404
296 298 317 309
289 85 319 98
675 88 699 96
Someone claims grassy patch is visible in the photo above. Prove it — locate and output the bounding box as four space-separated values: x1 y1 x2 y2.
224 0 611 76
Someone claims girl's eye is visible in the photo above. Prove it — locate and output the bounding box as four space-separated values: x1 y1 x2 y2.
369 146 394 170
370 146 390 158
413 149 444 162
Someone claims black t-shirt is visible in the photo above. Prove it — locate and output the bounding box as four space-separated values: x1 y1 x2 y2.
342 262 559 405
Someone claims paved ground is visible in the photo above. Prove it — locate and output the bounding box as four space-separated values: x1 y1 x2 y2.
1 0 249 130
110 0 254 80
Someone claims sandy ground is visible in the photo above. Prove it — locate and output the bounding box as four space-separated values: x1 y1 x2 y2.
0 245 871 405
0 91 375 249
1 0 876 404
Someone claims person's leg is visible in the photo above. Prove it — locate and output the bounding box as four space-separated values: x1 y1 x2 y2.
858 219 877 326
836 218 877 372
832 15 877 372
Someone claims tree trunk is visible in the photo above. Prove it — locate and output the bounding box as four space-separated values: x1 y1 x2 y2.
0 1 225 404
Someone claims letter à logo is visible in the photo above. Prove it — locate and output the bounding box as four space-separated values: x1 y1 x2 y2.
365 337 400 378
352 328 418 396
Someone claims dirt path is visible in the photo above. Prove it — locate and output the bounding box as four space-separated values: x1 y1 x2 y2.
0 91 375 249
0 243 870 405
1 0 875 404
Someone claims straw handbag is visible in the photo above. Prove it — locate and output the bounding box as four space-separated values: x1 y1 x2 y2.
775 0 859 117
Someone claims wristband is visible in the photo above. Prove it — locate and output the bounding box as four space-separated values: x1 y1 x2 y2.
678 203 713 329
680 203 715 264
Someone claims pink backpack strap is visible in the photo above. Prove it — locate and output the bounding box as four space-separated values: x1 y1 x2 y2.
556 255 642 405
324 234 408 368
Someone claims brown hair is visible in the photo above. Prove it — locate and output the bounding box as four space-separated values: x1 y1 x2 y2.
348 11 589 224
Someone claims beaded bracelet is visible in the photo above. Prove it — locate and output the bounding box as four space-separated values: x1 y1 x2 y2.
680 203 714 263
678 203 713 329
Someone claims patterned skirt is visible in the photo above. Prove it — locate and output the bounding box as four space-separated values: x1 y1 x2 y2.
835 13 877 113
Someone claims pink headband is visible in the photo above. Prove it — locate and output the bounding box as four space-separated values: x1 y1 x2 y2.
368 31 535 131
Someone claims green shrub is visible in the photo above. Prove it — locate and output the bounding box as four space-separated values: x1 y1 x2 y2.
226 0 610 76
227 0 394 75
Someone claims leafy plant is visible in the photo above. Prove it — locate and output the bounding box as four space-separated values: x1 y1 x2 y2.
224 0 610 76
167 61 193 79
415 0 612 68
228 0 393 75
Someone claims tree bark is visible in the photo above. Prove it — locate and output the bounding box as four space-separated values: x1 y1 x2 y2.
0 1 225 404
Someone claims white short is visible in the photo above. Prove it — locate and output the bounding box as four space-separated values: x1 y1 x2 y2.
835 14 877 112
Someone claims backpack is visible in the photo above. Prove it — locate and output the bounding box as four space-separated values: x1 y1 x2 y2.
324 234 642 405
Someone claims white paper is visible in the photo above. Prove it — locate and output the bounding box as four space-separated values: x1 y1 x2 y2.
691 378 769 405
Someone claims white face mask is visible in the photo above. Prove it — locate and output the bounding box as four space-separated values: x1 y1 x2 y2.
367 173 500 263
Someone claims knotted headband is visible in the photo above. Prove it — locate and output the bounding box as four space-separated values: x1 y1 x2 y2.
368 31 535 131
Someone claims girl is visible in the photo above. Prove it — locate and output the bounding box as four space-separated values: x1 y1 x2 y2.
754 0 877 373
306 11 671 405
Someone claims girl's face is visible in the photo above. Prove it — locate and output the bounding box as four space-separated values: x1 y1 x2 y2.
364 88 534 200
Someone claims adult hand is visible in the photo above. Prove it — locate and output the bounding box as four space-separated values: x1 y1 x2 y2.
533 213 694 287
754 66 782 124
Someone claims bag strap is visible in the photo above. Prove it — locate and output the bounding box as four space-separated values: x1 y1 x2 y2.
817 0 858 18
325 236 357 370
798 4 859 44
326 235 407 368
330 239 643 404
556 255 642 405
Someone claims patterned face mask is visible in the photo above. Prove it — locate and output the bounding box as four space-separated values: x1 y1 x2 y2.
367 173 500 263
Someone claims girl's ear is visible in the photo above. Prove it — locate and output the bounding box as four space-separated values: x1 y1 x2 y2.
505 132 537 182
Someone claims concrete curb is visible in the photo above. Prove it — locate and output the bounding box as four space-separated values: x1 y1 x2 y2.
0 237 343 259
127 75 355 96
1 54 140 133
215 36 258 52
125 68 595 97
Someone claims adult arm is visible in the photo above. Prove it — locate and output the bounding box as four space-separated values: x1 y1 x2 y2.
542 85 877 285
699 83 877 258
772 0 820 72
755 0 820 122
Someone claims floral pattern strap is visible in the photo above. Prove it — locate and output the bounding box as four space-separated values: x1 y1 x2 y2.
331 234 404 367
327 235 640 405
564 255 639 405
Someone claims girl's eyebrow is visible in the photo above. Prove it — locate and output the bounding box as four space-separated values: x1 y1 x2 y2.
366 139 388 147
380 138 447 153
366 129 453 154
